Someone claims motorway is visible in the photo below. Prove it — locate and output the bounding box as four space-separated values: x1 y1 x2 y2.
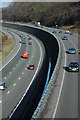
0 28 45 118
36 27 79 118
54 29 78 118
1 23 79 119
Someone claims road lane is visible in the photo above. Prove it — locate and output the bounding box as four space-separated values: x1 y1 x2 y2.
0 28 45 118
35 27 79 119
54 30 78 118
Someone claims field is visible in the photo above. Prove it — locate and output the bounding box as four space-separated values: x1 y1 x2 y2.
0 31 15 60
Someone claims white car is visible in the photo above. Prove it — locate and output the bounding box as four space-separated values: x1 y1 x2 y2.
65 30 70 34
0 82 7 90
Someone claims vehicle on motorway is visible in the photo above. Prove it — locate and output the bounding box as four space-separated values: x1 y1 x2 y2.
21 38 26 44
70 32 73 35
27 34 30 37
66 48 76 54
0 82 7 90
27 64 34 70
27 34 32 40
78 51 80 54
59 30 62 33
62 36 68 40
23 52 28 58
65 30 70 34
20 34 23 37
53 30 56 33
68 62 79 72
28 41 32 45
28 36 32 40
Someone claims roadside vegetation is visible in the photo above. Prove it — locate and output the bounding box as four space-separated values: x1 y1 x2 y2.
0 31 15 60
59 25 79 33
2 2 80 28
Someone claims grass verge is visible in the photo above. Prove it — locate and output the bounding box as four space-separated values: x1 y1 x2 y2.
0 31 16 60
59 25 78 33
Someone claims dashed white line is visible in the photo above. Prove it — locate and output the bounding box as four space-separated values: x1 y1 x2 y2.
18 77 21 80
52 35 67 118
7 91 10 94
13 83 16 86
22 72 24 75
9 33 43 119
4 77 6 80
9 72 11 75
25 68 27 70
0 101 2 103
13 68 15 70
16 64 18 66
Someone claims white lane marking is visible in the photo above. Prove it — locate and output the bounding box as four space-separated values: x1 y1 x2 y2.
25 68 27 70
22 72 24 75
4 77 6 80
19 60 20 63
18 77 21 80
13 83 16 86
32 56 33 58
9 34 43 119
29 61 30 63
13 68 15 70
7 91 10 94
70 41 78 50
16 64 18 66
0 37 21 71
9 72 11 75
0 101 2 103
52 35 67 118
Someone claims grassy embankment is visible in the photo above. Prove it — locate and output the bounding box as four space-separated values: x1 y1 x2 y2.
0 31 15 60
59 25 78 33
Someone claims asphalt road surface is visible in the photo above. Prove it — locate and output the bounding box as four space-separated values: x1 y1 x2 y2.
36 27 79 119
0 28 45 118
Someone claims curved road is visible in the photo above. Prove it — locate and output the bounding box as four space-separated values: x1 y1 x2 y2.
36 27 79 118
0 28 45 118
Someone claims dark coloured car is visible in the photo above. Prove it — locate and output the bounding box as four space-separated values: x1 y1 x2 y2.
28 42 32 45
53 30 56 33
27 64 34 70
59 31 62 33
62 36 68 40
68 62 79 72
70 32 73 35
66 48 76 54
20 34 23 38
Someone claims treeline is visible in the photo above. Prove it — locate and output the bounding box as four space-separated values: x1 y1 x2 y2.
2 2 80 27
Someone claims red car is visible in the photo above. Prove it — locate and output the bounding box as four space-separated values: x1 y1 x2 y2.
27 34 30 37
27 34 32 40
23 52 28 58
27 64 34 70
28 42 32 45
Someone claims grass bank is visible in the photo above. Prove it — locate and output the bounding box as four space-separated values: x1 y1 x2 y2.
59 25 78 33
0 31 16 60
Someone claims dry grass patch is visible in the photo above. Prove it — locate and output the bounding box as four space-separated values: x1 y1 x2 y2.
0 31 15 61
59 26 78 33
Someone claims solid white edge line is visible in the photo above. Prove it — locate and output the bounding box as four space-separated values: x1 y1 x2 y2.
52 35 67 118
0 32 21 71
9 34 43 119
